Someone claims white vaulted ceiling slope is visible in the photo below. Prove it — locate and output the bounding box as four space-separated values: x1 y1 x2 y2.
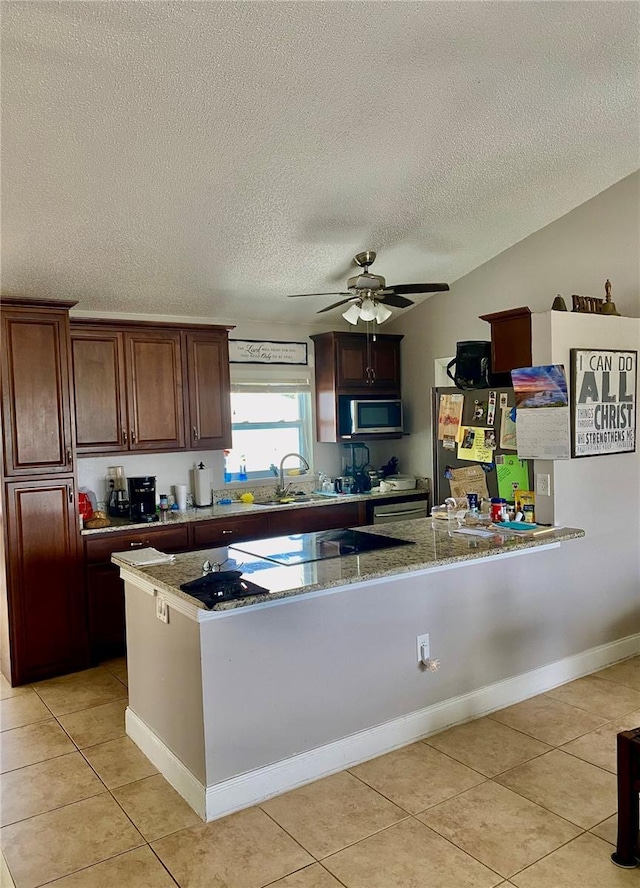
2 2 639 324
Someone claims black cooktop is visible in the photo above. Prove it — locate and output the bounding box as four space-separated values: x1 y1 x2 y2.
233 529 414 566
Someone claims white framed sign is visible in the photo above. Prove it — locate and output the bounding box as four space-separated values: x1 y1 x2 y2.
229 340 308 365
570 348 637 457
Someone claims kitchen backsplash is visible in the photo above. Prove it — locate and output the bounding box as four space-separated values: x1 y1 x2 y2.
78 443 411 509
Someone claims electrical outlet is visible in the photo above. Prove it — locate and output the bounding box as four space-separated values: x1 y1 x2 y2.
416 633 430 663
156 596 169 623
536 473 551 496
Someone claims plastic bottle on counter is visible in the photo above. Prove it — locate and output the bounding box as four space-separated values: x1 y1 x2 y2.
490 497 508 523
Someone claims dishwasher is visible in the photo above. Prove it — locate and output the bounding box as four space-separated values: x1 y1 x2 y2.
372 499 428 524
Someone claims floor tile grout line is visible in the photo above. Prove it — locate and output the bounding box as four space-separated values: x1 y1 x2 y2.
35 843 159 888
258 800 413 862
420 806 586 883
494 743 621 782
259 861 350 888
486 774 615 833
146 844 182 887
504 826 616 881
404 813 506 881
0 789 115 832
345 760 489 817
413 778 596 881
554 743 617 774
485 713 613 748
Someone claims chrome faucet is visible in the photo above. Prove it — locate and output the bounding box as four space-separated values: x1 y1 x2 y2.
276 452 310 498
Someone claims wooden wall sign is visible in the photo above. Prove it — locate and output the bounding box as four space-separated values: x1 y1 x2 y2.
229 340 308 365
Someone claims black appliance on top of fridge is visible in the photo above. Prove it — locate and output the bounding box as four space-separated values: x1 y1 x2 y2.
431 385 533 506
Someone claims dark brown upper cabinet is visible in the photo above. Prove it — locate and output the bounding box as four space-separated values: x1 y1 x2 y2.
479 307 532 374
70 326 128 454
333 332 402 391
185 330 232 451
71 321 233 456
1 301 75 476
310 331 403 442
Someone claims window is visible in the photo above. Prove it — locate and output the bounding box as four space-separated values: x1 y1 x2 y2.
224 376 313 483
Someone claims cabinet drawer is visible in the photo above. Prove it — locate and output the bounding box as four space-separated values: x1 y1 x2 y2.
85 524 190 563
191 514 268 548
267 502 364 536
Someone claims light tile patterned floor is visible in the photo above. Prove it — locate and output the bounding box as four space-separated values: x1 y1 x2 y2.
1 656 639 887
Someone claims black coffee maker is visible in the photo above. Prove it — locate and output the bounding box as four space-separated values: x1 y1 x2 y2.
128 476 158 523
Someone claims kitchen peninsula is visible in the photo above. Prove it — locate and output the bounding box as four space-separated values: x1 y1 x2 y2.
114 518 585 822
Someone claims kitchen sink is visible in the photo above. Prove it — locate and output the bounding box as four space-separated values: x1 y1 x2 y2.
254 494 331 507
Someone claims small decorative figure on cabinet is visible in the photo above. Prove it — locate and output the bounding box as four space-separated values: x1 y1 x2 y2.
601 279 621 316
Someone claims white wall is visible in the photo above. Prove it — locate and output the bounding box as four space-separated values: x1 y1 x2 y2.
388 171 640 478
378 171 640 675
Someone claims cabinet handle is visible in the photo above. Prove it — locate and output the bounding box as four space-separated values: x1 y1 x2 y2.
129 541 144 547
130 429 137 444
68 487 73 503
193 426 199 441
122 428 128 444
222 529 233 535
66 447 72 465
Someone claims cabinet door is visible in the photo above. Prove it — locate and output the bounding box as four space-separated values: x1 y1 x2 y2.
85 524 189 661
336 336 369 388
1 310 74 476
4 478 87 684
371 339 401 389
71 328 128 453
335 334 401 390
185 332 232 450
125 330 185 451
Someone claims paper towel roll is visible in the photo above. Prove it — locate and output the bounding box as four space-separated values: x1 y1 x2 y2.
193 467 212 507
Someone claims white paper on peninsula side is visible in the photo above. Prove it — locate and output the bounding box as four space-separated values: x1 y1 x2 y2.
115 548 176 567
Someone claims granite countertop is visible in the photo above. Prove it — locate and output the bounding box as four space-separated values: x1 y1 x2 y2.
82 488 429 535
112 519 585 614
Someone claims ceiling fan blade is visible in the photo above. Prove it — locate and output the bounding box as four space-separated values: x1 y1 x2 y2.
316 297 358 313
287 291 350 298
381 294 414 309
387 282 450 295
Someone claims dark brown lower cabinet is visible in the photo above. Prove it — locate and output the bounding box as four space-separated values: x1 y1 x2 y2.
266 502 365 536
3 477 88 685
84 524 190 662
82 496 418 663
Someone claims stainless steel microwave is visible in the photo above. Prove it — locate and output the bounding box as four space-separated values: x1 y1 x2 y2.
348 399 403 435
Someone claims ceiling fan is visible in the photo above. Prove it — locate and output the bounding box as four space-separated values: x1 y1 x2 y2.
287 250 449 325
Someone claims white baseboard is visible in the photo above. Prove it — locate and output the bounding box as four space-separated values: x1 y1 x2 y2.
125 708 207 820
127 632 640 823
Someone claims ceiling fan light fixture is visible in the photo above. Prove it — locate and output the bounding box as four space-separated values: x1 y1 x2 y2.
342 303 362 325
374 302 392 323
358 296 378 322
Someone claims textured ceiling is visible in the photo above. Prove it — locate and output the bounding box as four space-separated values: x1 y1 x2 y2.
2 2 639 325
